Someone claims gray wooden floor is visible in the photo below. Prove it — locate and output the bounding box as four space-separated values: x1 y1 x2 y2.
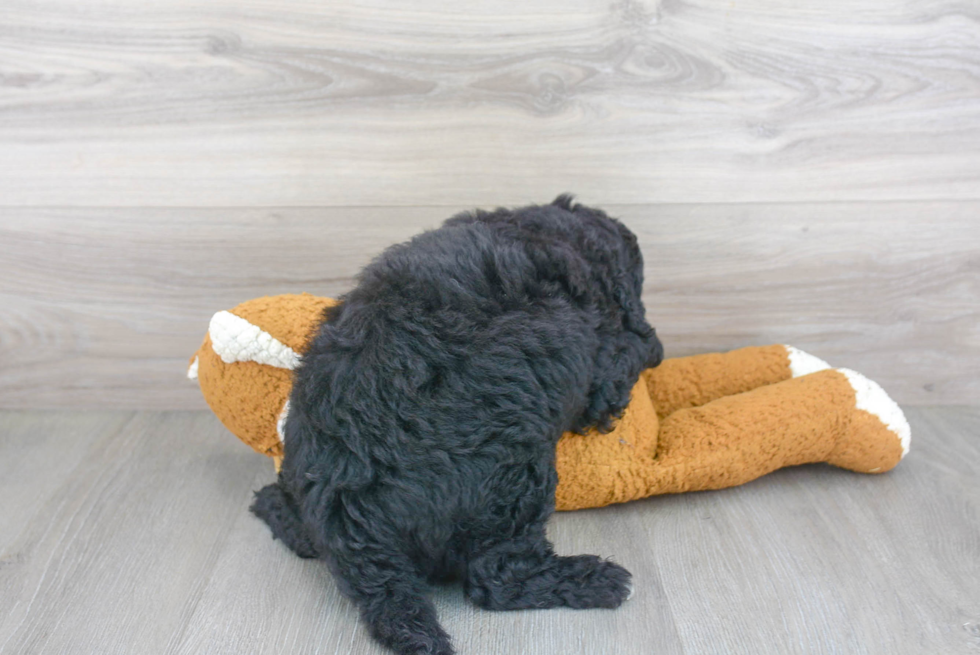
1 407 977 655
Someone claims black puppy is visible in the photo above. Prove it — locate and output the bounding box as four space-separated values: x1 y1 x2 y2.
252 196 663 655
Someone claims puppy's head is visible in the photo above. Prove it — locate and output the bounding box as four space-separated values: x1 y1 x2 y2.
444 195 664 371
551 196 663 371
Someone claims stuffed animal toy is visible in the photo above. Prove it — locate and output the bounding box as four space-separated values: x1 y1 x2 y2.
188 294 910 511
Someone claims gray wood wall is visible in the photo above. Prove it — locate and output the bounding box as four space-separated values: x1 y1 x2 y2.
1 0 978 409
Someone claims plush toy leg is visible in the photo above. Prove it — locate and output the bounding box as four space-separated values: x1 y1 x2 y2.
634 368 910 498
643 344 831 418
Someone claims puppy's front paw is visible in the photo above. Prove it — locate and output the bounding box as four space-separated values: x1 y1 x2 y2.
403 636 454 655
590 559 634 608
557 556 633 609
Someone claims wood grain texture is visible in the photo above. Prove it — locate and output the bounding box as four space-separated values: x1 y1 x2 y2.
0 411 134 555
1 201 976 409
0 407 977 654
0 411 268 655
1 0 978 206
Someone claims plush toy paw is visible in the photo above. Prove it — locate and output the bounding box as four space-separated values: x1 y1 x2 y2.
829 367 911 472
785 345 832 377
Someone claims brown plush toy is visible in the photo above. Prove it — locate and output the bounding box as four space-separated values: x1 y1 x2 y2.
188 294 910 511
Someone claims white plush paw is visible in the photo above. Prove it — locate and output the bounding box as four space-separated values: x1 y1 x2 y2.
784 345 832 377
838 368 911 458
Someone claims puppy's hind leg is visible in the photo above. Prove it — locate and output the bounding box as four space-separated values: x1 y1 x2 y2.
250 482 320 559
325 542 454 655
465 522 632 611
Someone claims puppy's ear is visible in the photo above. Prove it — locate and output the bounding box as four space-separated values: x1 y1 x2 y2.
523 238 591 301
580 326 652 432
613 236 653 338
573 211 658 431
587 214 652 341
551 193 576 210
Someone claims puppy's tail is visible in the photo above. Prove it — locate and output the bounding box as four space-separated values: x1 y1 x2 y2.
250 482 320 559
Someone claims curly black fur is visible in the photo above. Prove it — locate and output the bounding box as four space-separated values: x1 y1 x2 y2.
251 196 663 655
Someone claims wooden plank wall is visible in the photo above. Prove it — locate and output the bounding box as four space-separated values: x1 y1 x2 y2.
1 0 978 408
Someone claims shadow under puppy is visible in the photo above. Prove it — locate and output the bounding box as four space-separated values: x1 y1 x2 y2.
251 196 664 655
